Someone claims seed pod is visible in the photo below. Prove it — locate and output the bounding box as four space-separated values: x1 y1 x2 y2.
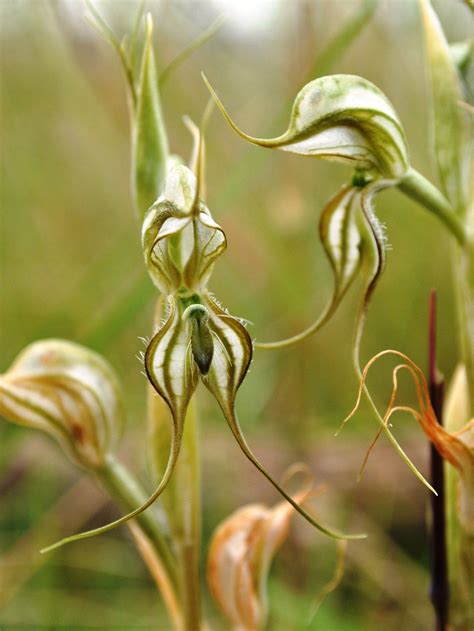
0 339 123 470
204 73 410 179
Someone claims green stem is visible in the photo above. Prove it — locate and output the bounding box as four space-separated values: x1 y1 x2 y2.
148 383 202 631
445 461 474 630
453 240 474 414
446 198 474 627
397 168 466 246
174 400 202 631
97 455 177 588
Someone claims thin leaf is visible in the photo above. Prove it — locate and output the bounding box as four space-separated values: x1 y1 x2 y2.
309 0 377 78
159 15 226 87
132 14 169 216
85 0 137 105
128 0 146 71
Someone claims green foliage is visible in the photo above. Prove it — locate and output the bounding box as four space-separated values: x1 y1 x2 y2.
419 0 472 215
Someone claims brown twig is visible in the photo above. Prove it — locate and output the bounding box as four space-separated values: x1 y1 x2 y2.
428 290 448 631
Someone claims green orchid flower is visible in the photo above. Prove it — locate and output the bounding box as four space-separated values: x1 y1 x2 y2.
42 125 364 554
203 73 410 180
140 146 365 541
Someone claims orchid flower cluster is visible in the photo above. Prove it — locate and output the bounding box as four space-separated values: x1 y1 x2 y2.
1 1 473 629
34 114 362 549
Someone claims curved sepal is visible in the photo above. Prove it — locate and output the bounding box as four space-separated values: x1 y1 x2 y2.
256 180 380 350
202 299 365 540
145 296 199 420
204 73 409 178
331 180 437 494
41 297 196 553
203 296 253 407
319 184 364 303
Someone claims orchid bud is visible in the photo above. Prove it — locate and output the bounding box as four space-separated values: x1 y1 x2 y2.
132 14 169 216
0 340 123 470
142 164 226 295
207 481 311 631
204 73 410 179
419 0 471 213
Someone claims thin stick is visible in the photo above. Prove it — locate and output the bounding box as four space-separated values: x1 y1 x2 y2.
128 523 183 631
428 290 448 631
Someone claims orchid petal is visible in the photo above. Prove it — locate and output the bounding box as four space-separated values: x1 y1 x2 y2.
142 165 226 294
204 73 409 179
41 297 196 553
202 297 365 540
319 183 363 303
207 480 313 630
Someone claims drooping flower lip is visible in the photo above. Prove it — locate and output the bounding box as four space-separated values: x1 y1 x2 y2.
203 73 410 179
142 164 226 294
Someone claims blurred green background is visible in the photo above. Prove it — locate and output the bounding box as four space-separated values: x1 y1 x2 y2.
0 0 472 629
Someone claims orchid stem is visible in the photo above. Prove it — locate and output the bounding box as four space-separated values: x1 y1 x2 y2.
148 305 202 630
398 168 466 246
97 455 178 588
175 399 202 631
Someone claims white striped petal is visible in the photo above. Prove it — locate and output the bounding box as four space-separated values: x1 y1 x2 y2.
0 340 123 469
204 74 409 179
319 184 363 302
145 295 198 422
203 296 252 409
202 297 365 542
142 165 226 294
208 487 312 630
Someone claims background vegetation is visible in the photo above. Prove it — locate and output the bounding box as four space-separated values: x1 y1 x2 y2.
1 0 472 629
